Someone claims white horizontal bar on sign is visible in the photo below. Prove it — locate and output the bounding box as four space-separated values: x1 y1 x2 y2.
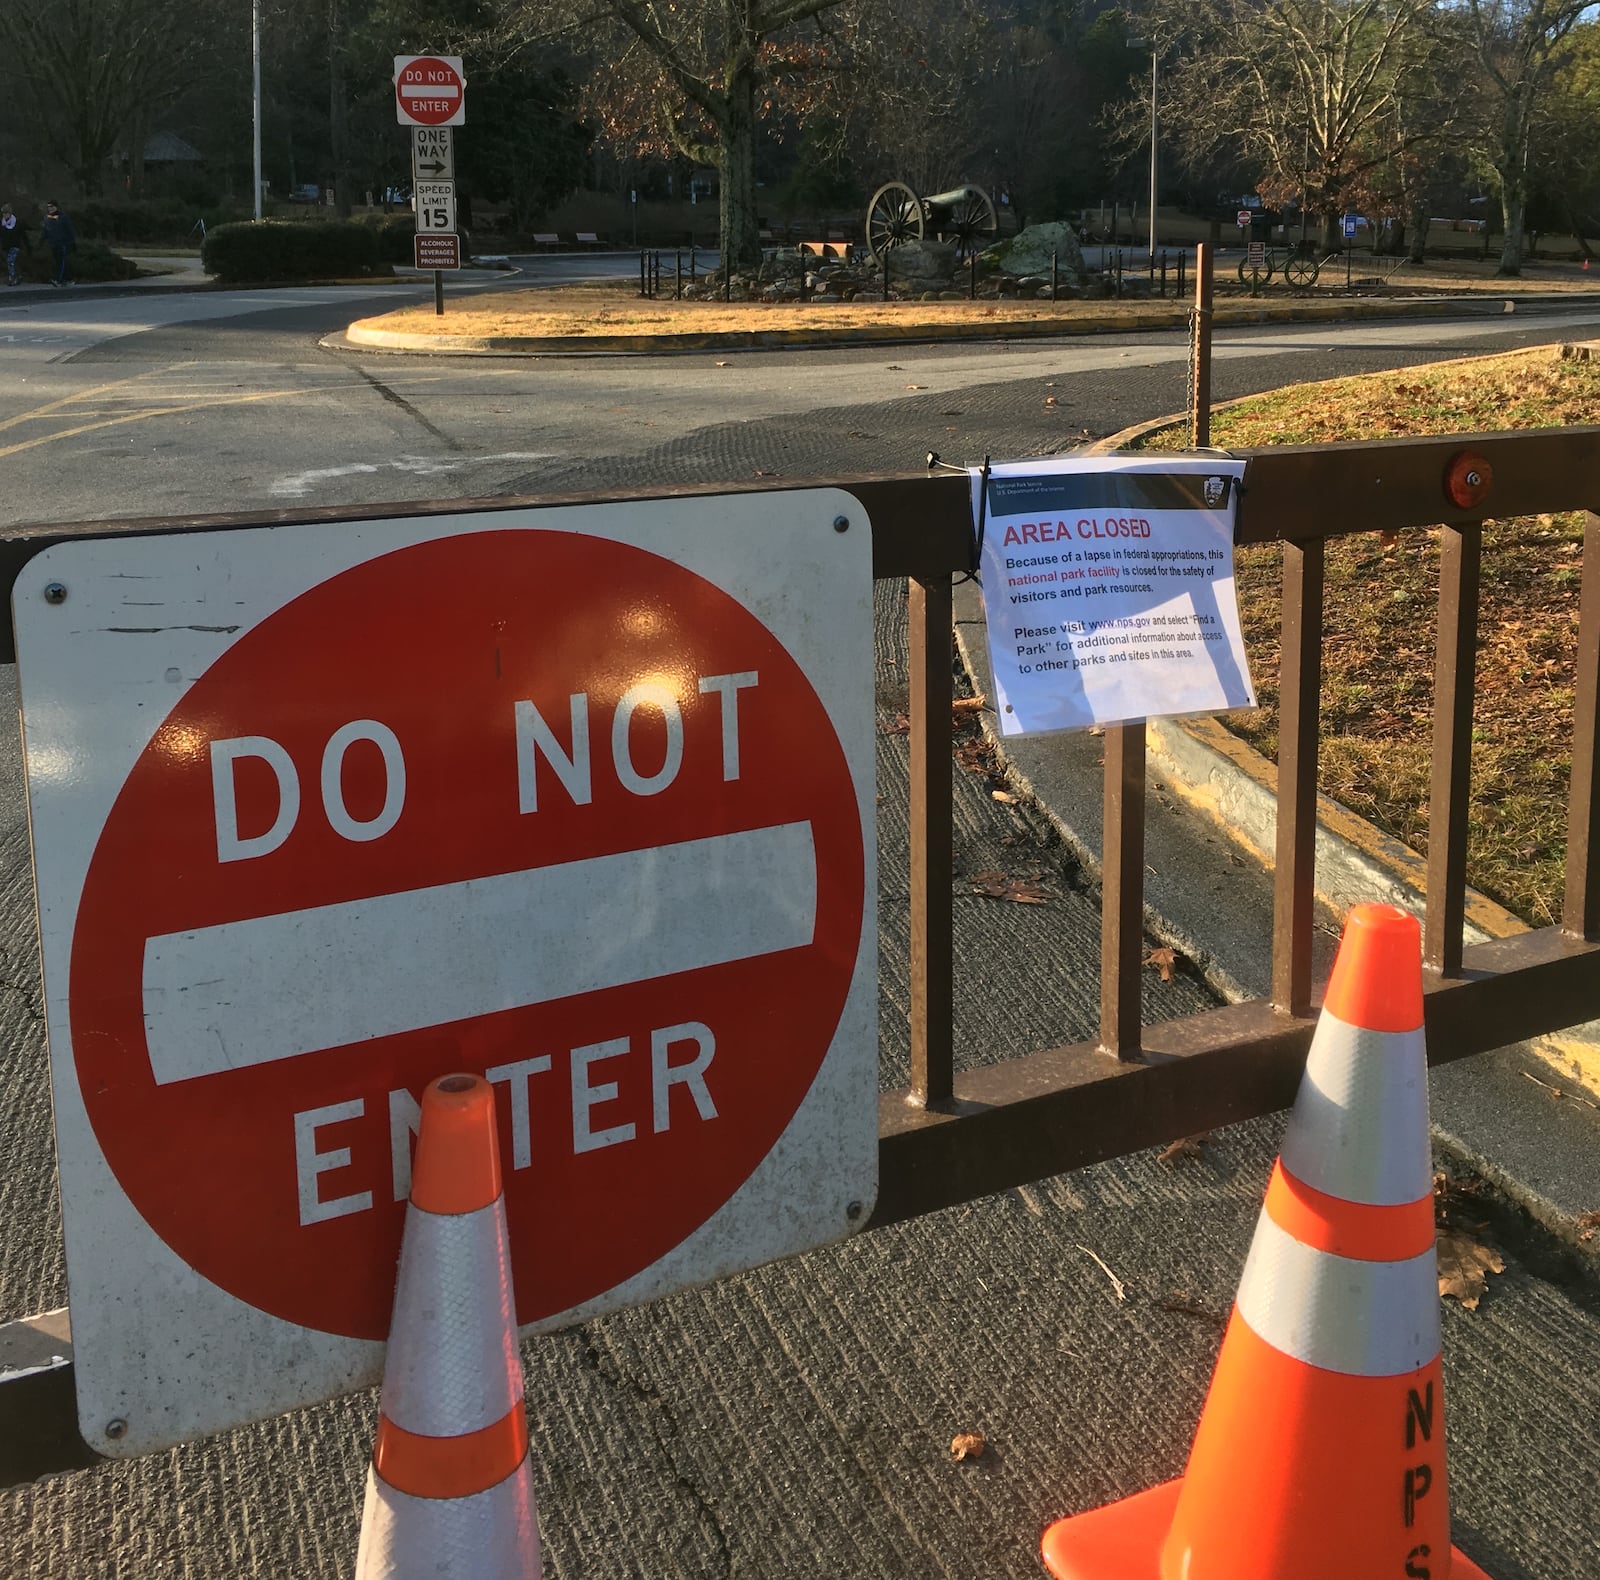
141 823 818 1086
404 84 459 98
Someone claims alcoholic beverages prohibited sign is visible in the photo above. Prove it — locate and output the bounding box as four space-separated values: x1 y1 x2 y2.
14 492 877 1455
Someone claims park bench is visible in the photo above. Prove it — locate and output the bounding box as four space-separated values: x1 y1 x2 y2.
531 233 560 250
574 232 605 250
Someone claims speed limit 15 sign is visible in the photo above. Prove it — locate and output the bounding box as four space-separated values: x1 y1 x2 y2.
413 180 456 233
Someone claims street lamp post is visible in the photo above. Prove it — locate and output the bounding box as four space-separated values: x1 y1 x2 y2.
252 0 262 221
1127 39 1159 262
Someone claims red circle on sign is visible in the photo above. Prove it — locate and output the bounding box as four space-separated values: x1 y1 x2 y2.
69 529 865 1339
396 56 463 125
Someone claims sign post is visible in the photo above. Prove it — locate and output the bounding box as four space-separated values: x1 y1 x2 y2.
397 58 465 315
14 490 878 1457
1343 215 1358 287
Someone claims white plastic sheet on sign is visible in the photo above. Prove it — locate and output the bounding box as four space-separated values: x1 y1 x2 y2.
972 454 1255 735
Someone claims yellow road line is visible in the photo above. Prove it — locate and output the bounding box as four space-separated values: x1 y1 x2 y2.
0 389 307 461
0 363 199 435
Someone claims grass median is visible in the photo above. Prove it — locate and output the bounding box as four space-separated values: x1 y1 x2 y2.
1138 346 1598 928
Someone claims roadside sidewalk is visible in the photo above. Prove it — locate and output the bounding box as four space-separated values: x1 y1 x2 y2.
3 254 209 297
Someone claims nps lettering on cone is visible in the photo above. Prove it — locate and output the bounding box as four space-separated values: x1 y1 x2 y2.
1040 904 1495 1580
14 492 878 1456
357 1073 541 1580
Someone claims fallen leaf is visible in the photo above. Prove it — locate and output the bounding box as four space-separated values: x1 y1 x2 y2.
906 383 928 390
1437 1229 1505 1309
952 695 986 714
991 789 1017 804
1157 1134 1208 1164
1044 396 1058 406
949 1431 986 1462
884 713 910 735
1003 877 1051 904
1143 946 1177 982
714 360 730 367
1577 1209 1600 1243
969 870 1050 904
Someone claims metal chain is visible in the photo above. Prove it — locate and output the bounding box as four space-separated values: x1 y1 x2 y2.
1185 306 1200 449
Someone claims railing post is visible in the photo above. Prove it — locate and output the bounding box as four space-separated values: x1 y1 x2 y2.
1426 525 1483 975
1099 722 1146 1058
908 575 954 1107
1272 538 1324 1015
1564 509 1600 938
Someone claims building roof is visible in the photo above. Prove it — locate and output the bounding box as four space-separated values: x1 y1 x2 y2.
143 131 203 164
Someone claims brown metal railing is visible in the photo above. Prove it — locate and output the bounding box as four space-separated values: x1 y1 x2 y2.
3 427 1600 1482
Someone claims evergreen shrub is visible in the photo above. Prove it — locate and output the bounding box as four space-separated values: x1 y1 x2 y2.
202 220 389 282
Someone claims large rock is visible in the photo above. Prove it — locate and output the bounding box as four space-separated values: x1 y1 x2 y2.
883 238 959 282
992 222 1087 280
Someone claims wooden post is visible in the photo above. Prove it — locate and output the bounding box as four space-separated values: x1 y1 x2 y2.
1190 242 1213 448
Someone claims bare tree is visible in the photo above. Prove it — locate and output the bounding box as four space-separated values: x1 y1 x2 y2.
509 0 851 269
1462 0 1591 274
0 0 208 195
509 0 998 268
1132 0 1436 245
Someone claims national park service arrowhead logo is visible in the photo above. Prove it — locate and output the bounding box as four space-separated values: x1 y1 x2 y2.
1204 476 1229 508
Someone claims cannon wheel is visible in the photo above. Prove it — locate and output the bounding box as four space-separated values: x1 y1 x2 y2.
935 184 998 261
866 181 924 265
1283 249 1320 289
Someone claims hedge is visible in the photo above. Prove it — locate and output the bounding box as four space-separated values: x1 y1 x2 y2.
201 220 391 282
73 200 238 247
15 239 139 284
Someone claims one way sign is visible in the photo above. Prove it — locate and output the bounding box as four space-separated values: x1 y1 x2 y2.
412 125 454 181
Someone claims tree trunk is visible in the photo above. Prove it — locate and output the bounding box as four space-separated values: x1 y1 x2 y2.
1498 177 1525 276
328 0 351 218
719 60 761 272
1567 203 1593 260
129 108 148 197
1407 196 1428 264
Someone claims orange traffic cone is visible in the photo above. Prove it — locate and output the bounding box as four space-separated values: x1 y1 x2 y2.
1041 904 1493 1580
355 1073 541 1579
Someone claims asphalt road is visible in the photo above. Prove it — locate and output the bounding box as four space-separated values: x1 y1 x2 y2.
2 285 1599 1578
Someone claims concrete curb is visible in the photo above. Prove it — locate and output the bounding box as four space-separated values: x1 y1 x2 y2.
337 291 1531 358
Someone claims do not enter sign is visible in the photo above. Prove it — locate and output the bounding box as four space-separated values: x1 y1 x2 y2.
395 54 465 126
16 494 876 1455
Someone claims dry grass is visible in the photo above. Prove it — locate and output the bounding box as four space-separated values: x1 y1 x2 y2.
357 262 1600 340
1142 348 1598 925
360 282 1179 338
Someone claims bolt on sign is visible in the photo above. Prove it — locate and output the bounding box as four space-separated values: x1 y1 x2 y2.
394 55 465 127
13 492 877 1456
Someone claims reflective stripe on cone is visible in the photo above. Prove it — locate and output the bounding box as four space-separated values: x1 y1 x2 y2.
355 1073 542 1579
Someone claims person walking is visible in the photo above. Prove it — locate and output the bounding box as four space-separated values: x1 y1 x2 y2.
40 201 75 286
1 205 25 286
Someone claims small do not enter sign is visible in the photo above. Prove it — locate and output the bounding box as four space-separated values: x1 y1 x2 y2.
17 495 877 1453
395 54 465 126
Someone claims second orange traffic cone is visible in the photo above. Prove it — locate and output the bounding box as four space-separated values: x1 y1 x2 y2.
1042 904 1494 1580
355 1073 541 1579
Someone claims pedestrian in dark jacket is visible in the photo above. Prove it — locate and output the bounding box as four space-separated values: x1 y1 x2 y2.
41 202 75 286
1 205 25 286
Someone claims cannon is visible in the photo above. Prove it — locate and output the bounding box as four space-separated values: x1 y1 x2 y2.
864 180 998 265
